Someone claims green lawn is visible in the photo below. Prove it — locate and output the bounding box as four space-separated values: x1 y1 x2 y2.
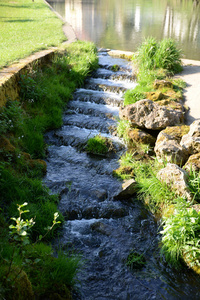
0 0 66 68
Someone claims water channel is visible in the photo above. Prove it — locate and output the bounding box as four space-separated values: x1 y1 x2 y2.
47 0 200 60
44 52 200 299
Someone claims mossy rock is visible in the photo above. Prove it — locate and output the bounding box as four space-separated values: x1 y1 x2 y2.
156 125 190 144
0 136 15 152
28 159 47 175
3 266 34 300
153 79 173 90
128 128 156 146
145 91 166 101
157 100 183 112
184 153 200 173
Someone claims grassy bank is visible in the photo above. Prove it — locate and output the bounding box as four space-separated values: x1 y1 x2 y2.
117 38 200 272
0 0 66 68
0 41 98 299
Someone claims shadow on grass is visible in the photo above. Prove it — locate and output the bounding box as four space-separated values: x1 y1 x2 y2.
4 19 35 22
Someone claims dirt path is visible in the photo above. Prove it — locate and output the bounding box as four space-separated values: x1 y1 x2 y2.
176 59 200 125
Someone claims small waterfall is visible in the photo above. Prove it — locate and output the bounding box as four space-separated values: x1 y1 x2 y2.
44 51 200 300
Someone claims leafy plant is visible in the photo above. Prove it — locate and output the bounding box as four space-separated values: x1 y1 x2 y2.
160 204 200 268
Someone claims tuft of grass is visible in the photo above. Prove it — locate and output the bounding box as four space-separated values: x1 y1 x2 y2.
124 37 183 106
0 0 66 68
86 134 111 155
160 203 200 268
133 37 183 74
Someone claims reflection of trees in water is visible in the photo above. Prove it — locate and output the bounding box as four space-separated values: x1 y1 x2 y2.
47 0 200 58
163 0 200 44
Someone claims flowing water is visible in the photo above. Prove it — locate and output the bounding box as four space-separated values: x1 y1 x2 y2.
44 52 200 299
47 0 200 60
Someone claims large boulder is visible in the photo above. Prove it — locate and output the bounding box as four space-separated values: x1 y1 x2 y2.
119 99 184 130
181 120 200 155
157 163 192 201
154 126 189 166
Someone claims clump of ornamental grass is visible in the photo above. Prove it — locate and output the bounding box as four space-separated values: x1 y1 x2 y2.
133 37 183 74
123 37 183 106
86 134 114 155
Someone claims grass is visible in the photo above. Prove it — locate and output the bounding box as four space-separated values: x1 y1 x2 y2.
0 41 98 298
123 37 183 106
0 0 66 68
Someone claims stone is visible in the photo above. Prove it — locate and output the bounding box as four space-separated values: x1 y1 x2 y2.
154 126 190 166
184 153 200 173
153 79 173 89
119 99 184 130
181 120 200 155
128 128 156 145
91 221 112 236
157 163 192 201
155 139 188 166
145 91 166 101
114 178 137 200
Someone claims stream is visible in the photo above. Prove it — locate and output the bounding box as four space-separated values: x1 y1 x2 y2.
44 52 200 300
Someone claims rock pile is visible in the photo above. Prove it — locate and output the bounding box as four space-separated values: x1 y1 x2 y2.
118 80 200 201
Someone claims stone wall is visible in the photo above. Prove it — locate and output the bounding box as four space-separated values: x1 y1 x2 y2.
0 48 57 107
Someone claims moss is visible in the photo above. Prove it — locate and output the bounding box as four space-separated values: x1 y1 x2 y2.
113 166 134 179
156 125 190 144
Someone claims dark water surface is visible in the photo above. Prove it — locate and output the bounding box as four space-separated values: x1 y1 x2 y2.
44 52 200 299
47 0 200 60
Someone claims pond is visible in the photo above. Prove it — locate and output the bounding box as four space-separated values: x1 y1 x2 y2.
47 0 200 60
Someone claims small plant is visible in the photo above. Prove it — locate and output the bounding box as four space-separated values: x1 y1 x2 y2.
117 119 131 141
126 250 146 269
160 204 200 268
86 134 113 155
111 64 120 72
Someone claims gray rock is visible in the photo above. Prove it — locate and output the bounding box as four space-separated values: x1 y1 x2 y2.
114 179 137 200
119 99 183 130
181 120 200 155
155 126 189 166
157 163 192 201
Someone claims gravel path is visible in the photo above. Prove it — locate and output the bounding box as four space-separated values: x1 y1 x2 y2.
176 59 200 125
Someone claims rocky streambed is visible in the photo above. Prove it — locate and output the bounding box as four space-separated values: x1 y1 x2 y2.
44 51 200 299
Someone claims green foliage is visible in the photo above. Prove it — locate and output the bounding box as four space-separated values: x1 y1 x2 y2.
86 134 109 154
9 203 35 245
0 41 98 298
133 37 183 74
117 120 131 141
133 37 158 70
188 171 200 202
160 204 200 268
123 84 151 106
154 39 183 73
0 100 24 136
126 250 146 269
111 64 120 72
